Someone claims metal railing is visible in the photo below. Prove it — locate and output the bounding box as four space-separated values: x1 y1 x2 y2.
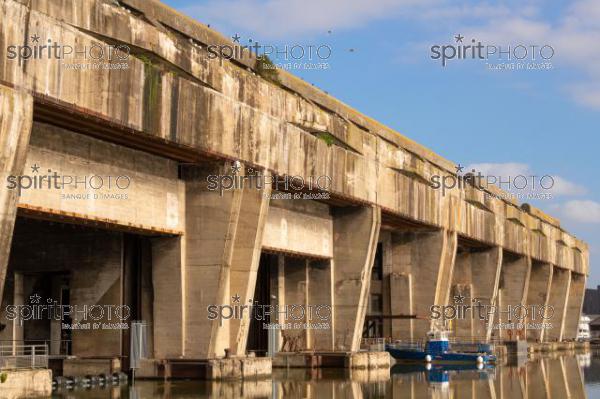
361 336 495 353
361 337 424 351
0 340 71 356
0 344 48 370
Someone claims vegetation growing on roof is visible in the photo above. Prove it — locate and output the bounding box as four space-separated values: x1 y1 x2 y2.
255 55 280 84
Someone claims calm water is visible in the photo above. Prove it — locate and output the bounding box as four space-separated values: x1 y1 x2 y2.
52 351 600 398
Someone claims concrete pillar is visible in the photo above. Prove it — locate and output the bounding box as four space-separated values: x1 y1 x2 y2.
12 272 24 354
389 229 456 341
525 262 553 342
152 236 185 359
228 178 271 356
307 259 334 351
563 272 586 340
182 163 270 358
332 205 381 352
281 257 308 351
545 267 571 342
0 87 33 303
450 246 502 341
496 253 530 340
470 247 502 341
451 248 474 339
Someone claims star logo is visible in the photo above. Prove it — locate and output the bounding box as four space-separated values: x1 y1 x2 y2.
231 161 241 174
29 294 41 304
232 34 241 43
30 164 40 173
455 163 464 174
453 294 465 304
454 34 464 43
231 294 241 303
30 34 40 43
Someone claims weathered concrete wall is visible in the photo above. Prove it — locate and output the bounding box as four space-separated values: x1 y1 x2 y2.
0 369 52 398
20 122 185 234
525 262 553 342
0 0 587 276
332 206 380 351
563 272 586 340
0 86 32 304
263 199 332 258
496 253 531 340
151 236 185 359
307 259 334 351
450 246 502 341
182 164 270 358
388 229 456 340
0 0 590 362
546 268 571 342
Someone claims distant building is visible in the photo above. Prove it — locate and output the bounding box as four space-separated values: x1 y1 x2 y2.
583 286 600 314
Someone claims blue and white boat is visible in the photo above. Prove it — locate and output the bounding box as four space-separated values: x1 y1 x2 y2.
385 330 496 365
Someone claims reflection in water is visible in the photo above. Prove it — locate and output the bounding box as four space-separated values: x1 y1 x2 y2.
51 352 597 399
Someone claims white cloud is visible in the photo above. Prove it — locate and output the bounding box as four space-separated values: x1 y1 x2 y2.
456 1 600 110
183 0 435 38
465 162 586 196
180 0 600 110
559 200 600 223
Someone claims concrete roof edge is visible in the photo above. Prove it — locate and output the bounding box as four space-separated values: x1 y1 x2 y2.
521 203 561 228
119 0 456 173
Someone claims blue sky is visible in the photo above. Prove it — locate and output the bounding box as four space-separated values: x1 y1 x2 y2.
163 0 600 287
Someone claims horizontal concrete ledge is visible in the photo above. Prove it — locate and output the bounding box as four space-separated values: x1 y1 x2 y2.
0 369 52 398
136 357 272 380
273 352 390 369
63 358 121 377
531 341 589 352
18 204 183 236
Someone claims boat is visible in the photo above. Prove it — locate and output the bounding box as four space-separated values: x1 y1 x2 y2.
385 330 496 365
577 315 591 341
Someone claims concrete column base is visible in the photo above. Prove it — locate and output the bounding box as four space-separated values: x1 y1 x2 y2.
0 369 52 398
273 351 390 369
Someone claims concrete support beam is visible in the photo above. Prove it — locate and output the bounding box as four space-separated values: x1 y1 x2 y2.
0 86 32 302
332 206 381 352
563 272 586 340
307 259 334 351
471 247 503 341
545 267 571 342
389 229 457 340
152 237 185 359
281 257 308 351
182 164 270 359
228 180 271 356
450 246 502 341
525 262 553 342
496 253 531 340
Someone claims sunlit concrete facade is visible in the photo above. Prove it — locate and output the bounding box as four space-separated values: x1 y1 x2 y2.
0 0 589 378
